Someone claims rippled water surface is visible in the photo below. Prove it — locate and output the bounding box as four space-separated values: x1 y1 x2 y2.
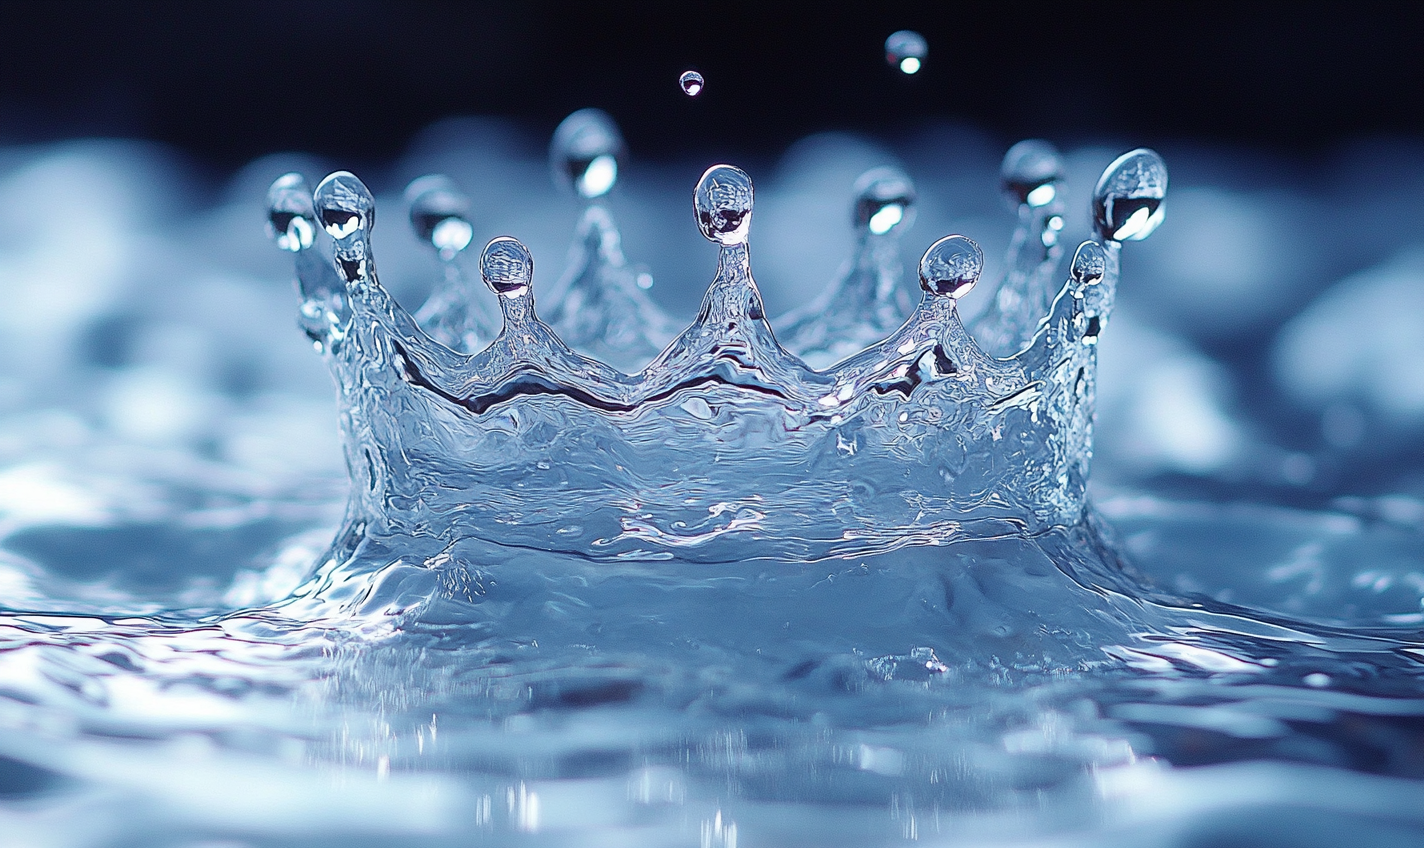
1 128 1423 846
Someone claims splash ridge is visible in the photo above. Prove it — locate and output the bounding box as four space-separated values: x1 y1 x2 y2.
268 133 1169 573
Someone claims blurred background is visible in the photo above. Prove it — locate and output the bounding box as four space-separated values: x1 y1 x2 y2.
0 0 1422 557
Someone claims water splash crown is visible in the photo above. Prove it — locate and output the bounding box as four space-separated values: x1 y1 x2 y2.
266 123 1167 563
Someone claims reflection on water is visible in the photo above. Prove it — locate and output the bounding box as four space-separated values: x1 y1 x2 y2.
0 127 1422 845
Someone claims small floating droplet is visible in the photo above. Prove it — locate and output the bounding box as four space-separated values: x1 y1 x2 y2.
853 167 916 236
1070 241 1107 287
266 172 316 252
405 175 473 260
1093 149 1168 242
919 235 982 299
1001 140 1064 209
694 165 753 246
679 70 704 96
550 109 624 199
481 236 534 295
885 31 927 75
313 171 375 240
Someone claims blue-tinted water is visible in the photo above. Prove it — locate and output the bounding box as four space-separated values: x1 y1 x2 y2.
0 126 1422 846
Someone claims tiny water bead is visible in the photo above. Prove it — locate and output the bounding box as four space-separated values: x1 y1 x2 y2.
694 164 753 245
885 30 927 74
771 163 920 368
1093 148 1168 242
1071 240 1108 287
266 172 316 252
1001 139 1064 209
853 166 916 236
550 108 624 199
313 171 374 240
404 175 473 260
481 236 534 295
540 108 679 371
919 235 982 298
679 70 704 96
1072 241 1112 331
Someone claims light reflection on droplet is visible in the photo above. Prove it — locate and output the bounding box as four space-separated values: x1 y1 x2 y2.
885 30 927 74
405 174 474 260
919 235 982 299
854 166 916 237
579 154 618 198
550 109 625 200
480 236 534 295
276 215 313 252
313 171 374 240
1000 139 1064 208
266 172 317 252
694 164 753 246
867 204 903 235
1025 183 1056 208
679 70 704 96
1093 149 1168 243
430 218 473 256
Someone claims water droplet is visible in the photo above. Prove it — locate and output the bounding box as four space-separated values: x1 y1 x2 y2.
1070 241 1107 287
313 171 375 240
481 236 534 295
919 236 982 299
694 165 753 246
1092 149 1168 242
266 173 316 252
550 109 625 199
884 30 927 74
1001 140 1064 208
679 70 704 96
405 175 473 259
853 166 916 236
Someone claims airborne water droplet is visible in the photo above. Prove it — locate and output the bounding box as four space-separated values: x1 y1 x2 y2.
266 173 317 252
313 171 375 240
1070 241 1108 287
481 236 534 295
694 165 753 246
919 235 982 299
1000 140 1064 209
679 70 704 97
550 109 625 200
885 30 927 75
1092 149 1169 243
405 175 474 260
853 167 916 236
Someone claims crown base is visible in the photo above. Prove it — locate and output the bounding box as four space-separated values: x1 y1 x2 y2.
334 340 1089 563
291 506 1147 674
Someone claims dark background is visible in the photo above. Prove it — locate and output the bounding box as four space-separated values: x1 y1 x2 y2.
0 1 1418 168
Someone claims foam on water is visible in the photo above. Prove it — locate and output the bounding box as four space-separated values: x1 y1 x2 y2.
0 123 1422 847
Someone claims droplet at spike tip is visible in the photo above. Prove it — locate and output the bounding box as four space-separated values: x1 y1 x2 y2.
266 133 1168 563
